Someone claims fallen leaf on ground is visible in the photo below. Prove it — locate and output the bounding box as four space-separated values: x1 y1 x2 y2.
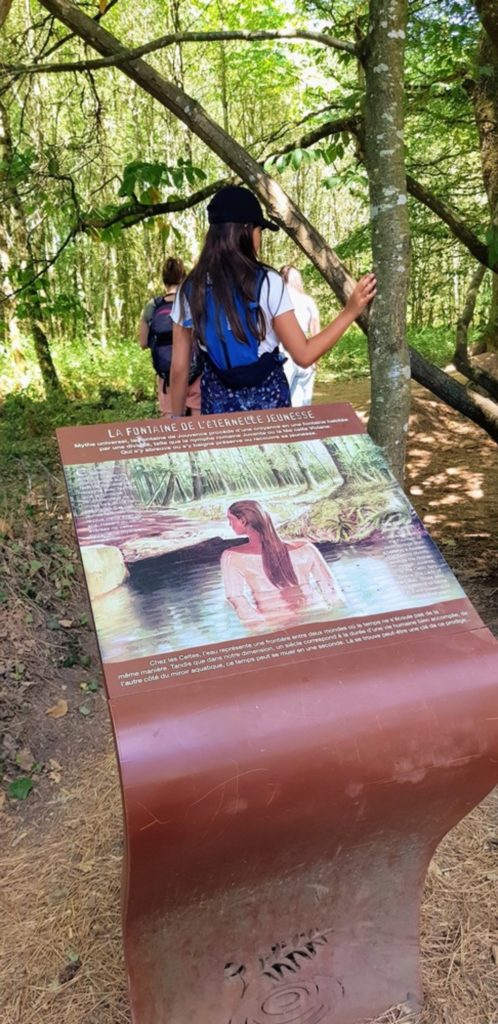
58 619 73 628
0 790 6 812
492 945 498 966
16 747 35 772
78 859 94 873
9 777 34 800
58 956 81 984
46 698 68 718
48 758 63 783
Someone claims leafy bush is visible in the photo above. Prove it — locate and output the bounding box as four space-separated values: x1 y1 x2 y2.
317 325 456 383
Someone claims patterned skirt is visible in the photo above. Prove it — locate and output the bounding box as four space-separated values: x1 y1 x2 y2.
201 360 291 415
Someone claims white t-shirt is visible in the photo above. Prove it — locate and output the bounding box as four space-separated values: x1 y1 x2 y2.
287 287 319 334
171 269 294 356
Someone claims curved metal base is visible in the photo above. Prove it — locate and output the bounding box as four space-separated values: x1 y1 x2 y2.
112 628 498 1024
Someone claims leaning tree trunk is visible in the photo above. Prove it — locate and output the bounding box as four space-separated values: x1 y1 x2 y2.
363 0 411 480
454 265 487 364
453 265 498 401
35 0 498 450
0 0 13 28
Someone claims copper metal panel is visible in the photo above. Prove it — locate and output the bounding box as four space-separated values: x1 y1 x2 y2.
56 404 498 1024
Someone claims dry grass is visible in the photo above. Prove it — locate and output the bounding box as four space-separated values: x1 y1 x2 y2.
1 755 497 1024
0 753 128 1024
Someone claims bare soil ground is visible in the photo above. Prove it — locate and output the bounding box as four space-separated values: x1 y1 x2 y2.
1 378 497 1024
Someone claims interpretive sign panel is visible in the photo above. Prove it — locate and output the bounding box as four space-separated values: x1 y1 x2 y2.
57 404 481 698
57 403 498 1024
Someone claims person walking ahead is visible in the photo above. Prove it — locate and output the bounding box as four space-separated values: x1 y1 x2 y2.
138 256 202 416
169 186 375 416
280 265 320 407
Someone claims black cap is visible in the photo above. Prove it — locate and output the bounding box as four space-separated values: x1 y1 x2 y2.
207 185 279 232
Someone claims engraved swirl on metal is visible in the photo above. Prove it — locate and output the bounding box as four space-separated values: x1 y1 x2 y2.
255 982 328 1024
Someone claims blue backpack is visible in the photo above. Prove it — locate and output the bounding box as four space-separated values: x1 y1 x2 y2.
198 270 282 389
148 296 202 390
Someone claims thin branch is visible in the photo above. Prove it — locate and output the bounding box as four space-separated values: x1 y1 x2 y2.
349 121 493 271
405 173 493 270
0 229 77 302
39 0 122 61
263 114 361 161
2 28 358 77
80 177 228 232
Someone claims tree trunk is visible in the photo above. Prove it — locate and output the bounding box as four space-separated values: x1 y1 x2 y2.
410 347 498 442
475 1 498 55
474 273 498 354
452 265 498 401
104 461 137 507
363 0 411 480
291 448 314 490
0 0 14 29
454 265 486 364
0 98 61 393
188 451 203 500
258 446 286 487
322 440 349 484
470 27 498 351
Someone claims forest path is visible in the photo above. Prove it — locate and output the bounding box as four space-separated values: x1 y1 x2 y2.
1 377 497 1024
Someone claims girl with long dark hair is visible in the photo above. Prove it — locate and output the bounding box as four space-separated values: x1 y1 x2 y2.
170 186 376 415
222 500 344 630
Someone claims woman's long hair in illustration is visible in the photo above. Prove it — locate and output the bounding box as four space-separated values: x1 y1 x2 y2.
228 500 299 589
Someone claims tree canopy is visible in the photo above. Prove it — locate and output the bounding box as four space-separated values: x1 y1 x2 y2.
1 0 498 473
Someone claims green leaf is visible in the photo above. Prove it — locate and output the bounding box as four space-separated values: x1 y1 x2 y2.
485 225 498 267
322 173 343 190
118 160 167 198
290 148 304 170
29 560 43 574
78 704 92 716
140 186 162 205
9 777 34 800
275 153 290 172
320 144 338 166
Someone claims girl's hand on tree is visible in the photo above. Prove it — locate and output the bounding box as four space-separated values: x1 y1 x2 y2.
345 273 377 318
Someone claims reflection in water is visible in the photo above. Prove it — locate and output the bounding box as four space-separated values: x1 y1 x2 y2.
92 531 464 664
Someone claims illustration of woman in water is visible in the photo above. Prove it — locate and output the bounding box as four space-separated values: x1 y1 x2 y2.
221 499 345 630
